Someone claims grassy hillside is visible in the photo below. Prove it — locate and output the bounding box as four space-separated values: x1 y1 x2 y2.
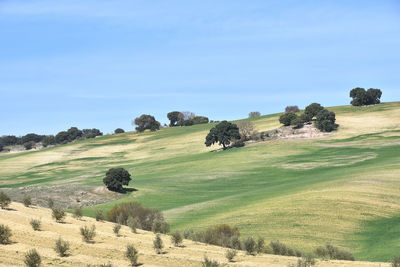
1 102 400 262
0 202 391 267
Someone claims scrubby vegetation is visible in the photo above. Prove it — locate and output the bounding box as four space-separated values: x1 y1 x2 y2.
314 243 354 261
171 231 183 247
392 255 400 267
127 216 139 233
80 225 96 243
243 237 257 255
23 195 32 207
202 256 220 267
73 206 83 220
113 224 121 236
54 237 70 257
152 218 170 234
0 191 11 209
52 207 66 223
225 249 237 262
0 224 12 244
125 244 139 266
153 234 164 254
24 249 41 267
95 209 104 221
107 201 168 232
285 105 300 113
167 111 209 127
103 168 132 192
270 240 302 257
30 219 41 231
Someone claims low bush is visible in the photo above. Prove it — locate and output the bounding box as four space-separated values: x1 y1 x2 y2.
0 191 11 209
171 231 183 247
256 236 265 253
279 112 297 126
30 219 41 231
225 249 237 262
285 106 300 113
54 237 70 257
0 224 12 244
24 249 41 267
392 255 400 267
52 208 66 223
125 244 139 266
230 235 242 250
314 244 354 261
191 224 240 247
107 201 166 231
95 209 104 221
153 234 164 254
47 198 54 209
183 229 194 239
152 219 170 234
80 225 96 243
244 237 257 255
288 254 316 267
113 224 121 236
202 256 220 267
127 216 139 233
248 111 261 118
73 207 83 220
23 195 32 207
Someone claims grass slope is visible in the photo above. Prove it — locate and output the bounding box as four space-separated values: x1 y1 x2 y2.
1 102 400 262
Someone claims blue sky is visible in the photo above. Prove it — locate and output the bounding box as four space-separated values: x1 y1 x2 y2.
1 0 399 136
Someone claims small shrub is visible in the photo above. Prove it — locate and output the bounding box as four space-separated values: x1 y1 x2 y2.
392 255 400 267
95 209 104 221
256 236 265 253
80 225 96 243
73 207 83 220
270 240 288 256
52 208 66 223
113 224 121 236
152 219 170 234
23 195 32 207
153 234 164 254
230 235 241 250
314 246 328 258
248 111 261 118
127 217 139 233
47 198 54 209
322 243 355 261
295 254 316 267
24 249 41 267
202 256 220 267
0 191 11 209
0 224 12 244
30 219 41 231
225 249 237 262
243 237 257 255
279 112 297 126
183 228 194 239
125 244 139 266
171 231 183 247
54 237 70 257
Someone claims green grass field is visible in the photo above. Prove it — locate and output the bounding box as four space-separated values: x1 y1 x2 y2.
1 102 400 261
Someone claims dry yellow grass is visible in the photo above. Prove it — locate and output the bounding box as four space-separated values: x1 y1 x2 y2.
0 202 390 267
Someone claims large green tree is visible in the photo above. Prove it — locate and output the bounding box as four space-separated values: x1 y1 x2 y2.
315 109 338 132
167 111 183 127
350 87 382 106
134 114 160 132
103 168 132 192
205 121 240 150
304 103 324 122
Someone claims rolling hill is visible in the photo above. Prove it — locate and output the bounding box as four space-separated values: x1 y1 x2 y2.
1 102 400 263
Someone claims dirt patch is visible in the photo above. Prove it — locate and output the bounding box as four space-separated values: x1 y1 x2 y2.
2 185 125 209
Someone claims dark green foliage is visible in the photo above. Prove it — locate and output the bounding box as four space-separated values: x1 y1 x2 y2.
114 128 125 134
171 231 183 247
54 237 70 257
153 234 164 254
80 225 96 243
0 143 3 152
244 237 257 255
103 168 132 192
191 116 209 125
30 219 41 231
0 191 11 209
202 256 220 267
82 128 103 139
21 133 43 144
279 112 297 126
95 209 104 221
113 224 121 236
134 114 160 132
291 114 306 128
285 106 300 113
152 219 170 234
315 109 338 132
0 135 18 146
314 244 354 261
52 207 66 223
248 111 261 118
392 255 400 267
167 111 183 127
0 224 12 244
24 141 35 150
24 249 41 267
304 103 324 122
107 201 166 231
350 87 382 106
23 195 32 207
73 207 83 220
125 244 139 266
42 135 56 147
205 121 240 149
66 127 83 142
55 131 69 144
225 249 237 262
